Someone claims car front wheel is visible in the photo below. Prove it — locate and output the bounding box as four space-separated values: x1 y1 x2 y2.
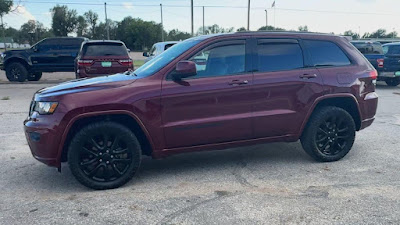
5 62 28 82
301 106 356 162
68 121 141 190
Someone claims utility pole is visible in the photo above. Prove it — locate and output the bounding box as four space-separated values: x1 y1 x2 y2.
104 2 110 40
202 6 205 35
247 0 250 31
1 15 6 51
265 9 268 30
160 4 164 41
191 0 194 36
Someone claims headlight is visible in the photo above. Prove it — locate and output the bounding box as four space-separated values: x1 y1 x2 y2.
34 102 58 115
1 53 5 58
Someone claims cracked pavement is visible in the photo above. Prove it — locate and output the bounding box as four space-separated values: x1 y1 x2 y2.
0 78 399 225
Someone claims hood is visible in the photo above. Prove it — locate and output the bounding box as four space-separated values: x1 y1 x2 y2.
4 49 29 55
37 73 138 98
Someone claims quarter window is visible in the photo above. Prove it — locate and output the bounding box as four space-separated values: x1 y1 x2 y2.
189 42 245 78
257 41 304 72
304 40 351 67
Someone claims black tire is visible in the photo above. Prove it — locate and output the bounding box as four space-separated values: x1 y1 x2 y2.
5 62 28 82
301 106 356 162
385 78 400 87
68 121 141 190
27 72 42 81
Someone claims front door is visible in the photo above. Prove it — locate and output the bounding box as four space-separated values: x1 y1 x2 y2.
161 39 253 148
251 38 325 138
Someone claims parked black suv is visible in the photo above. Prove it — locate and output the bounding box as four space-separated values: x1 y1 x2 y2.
1 37 87 82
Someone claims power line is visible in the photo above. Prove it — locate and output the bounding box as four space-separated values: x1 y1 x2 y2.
16 1 400 16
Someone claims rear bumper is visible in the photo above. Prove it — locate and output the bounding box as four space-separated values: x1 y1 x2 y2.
379 71 400 78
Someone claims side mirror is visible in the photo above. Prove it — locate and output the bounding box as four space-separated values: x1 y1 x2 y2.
33 46 39 52
143 52 149 57
127 48 131 53
172 60 197 80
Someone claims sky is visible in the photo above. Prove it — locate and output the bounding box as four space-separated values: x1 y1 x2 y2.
3 0 400 36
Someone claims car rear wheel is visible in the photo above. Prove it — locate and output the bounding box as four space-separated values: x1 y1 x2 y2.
301 106 356 162
68 121 141 190
27 72 42 81
385 78 400 87
5 62 28 82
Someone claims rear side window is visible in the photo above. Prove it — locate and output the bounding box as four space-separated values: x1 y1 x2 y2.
257 41 304 72
304 40 351 67
384 45 400 55
351 42 383 55
82 43 128 56
164 44 175 51
61 39 84 50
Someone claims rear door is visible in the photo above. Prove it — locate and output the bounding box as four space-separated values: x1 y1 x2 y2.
56 38 83 71
161 39 253 148
251 38 324 138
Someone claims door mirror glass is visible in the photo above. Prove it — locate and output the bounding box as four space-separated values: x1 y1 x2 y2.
173 60 197 80
143 52 149 57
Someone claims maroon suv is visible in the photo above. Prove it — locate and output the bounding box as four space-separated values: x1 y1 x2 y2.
24 32 378 189
75 40 133 78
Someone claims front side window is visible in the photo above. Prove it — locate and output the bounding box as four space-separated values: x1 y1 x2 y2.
257 41 304 72
188 41 245 78
304 40 351 67
149 45 156 56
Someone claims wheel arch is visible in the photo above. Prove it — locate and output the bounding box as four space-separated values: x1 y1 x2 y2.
58 111 154 164
4 57 31 70
300 94 362 137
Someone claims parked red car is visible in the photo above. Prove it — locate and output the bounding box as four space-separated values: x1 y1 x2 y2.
75 40 133 78
24 32 378 189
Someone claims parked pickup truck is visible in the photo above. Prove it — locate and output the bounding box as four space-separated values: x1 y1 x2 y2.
351 41 400 86
381 43 400 86
1 37 87 82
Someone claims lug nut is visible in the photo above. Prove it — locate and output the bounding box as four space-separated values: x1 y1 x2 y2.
99 159 102 162
106 161 109 164
99 153 102 156
111 155 114 158
106 150 109 153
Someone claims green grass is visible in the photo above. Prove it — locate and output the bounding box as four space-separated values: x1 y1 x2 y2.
1 96 10 100
134 60 145 68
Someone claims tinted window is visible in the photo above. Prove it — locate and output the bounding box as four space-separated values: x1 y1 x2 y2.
164 43 176 51
82 43 128 56
351 42 383 55
39 39 59 51
304 40 351 66
189 41 245 78
257 41 304 72
61 38 84 50
385 45 400 55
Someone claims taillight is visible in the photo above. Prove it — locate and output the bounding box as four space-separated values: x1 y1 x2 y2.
377 59 384 68
370 70 378 80
77 60 93 66
119 59 133 67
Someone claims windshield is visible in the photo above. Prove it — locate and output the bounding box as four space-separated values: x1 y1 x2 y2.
352 42 383 55
134 39 201 77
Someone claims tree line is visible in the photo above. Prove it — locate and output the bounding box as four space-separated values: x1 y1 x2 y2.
0 2 398 51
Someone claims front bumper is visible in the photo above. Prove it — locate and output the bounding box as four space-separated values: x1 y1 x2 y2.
24 116 63 168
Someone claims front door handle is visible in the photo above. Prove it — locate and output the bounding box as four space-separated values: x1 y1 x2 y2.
299 74 317 79
229 80 249 85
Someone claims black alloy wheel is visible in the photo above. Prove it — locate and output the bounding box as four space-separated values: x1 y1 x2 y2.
68 122 141 190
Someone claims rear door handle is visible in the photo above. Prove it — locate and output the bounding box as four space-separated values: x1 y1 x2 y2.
299 74 317 79
229 80 249 85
